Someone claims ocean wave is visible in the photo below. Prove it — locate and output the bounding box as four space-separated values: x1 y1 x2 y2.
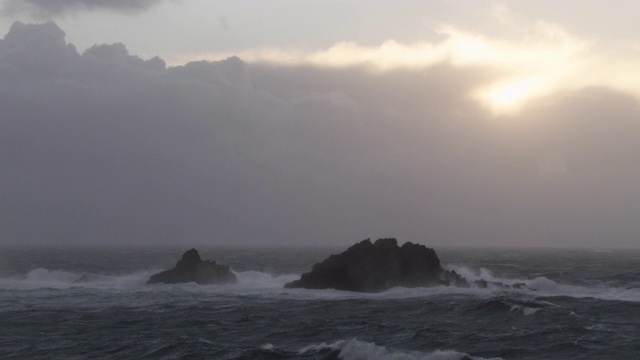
297 339 503 360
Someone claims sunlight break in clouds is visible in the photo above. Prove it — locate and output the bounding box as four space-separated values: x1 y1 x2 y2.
185 16 640 115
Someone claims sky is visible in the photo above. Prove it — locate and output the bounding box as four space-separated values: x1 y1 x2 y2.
1 1 640 248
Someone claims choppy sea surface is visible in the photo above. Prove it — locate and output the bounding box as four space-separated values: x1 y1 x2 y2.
1 245 639 360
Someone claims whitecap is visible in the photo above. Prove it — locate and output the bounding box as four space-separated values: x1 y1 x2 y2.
524 277 559 291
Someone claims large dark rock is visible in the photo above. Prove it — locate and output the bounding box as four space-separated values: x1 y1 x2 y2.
284 238 536 292
285 238 444 292
147 249 237 285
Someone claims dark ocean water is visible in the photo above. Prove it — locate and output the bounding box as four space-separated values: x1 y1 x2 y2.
1 245 639 360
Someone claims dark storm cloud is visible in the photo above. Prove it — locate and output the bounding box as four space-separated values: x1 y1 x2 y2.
1 0 163 17
2 21 640 248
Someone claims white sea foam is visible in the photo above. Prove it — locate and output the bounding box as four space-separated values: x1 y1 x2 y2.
524 276 559 291
444 264 640 303
509 305 542 316
299 339 503 360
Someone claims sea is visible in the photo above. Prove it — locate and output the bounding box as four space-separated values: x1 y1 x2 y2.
1 244 639 360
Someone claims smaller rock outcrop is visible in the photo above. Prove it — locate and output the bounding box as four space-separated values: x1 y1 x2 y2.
147 248 237 285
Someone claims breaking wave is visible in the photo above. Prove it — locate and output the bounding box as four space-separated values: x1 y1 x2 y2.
444 265 640 302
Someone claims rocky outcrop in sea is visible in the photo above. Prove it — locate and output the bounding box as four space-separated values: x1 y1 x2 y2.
284 238 529 292
147 248 237 285
285 238 445 292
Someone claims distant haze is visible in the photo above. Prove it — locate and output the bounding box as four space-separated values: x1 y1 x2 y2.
1 4 640 249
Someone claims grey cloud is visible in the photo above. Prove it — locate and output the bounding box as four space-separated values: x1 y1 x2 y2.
2 21 640 248
1 0 163 17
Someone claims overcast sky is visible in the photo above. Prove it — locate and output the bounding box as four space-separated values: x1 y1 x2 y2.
1 1 640 248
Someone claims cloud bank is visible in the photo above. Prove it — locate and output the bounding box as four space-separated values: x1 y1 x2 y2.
2 22 640 248
1 0 163 17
